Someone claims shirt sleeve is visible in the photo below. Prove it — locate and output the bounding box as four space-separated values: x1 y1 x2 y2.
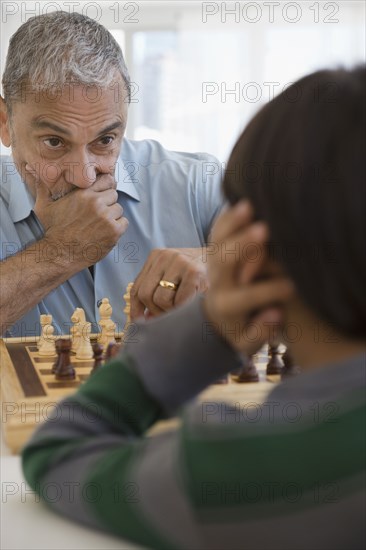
21 298 366 550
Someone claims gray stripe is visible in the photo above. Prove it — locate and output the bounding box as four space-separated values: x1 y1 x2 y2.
199 483 366 550
131 431 203 549
125 297 242 415
40 436 131 531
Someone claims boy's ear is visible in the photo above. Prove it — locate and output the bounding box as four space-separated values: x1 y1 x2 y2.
0 97 12 147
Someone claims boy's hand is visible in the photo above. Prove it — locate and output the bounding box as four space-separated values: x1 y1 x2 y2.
203 201 294 356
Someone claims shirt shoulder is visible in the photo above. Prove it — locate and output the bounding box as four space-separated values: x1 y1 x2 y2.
0 155 17 206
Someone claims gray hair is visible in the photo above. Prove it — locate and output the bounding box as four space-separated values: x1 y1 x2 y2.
2 11 131 107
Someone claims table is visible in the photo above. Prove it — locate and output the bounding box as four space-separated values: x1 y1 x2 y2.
1 456 144 550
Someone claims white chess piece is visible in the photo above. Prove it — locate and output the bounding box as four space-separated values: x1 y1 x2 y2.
38 324 56 356
37 314 52 351
98 298 116 346
76 321 93 359
71 308 85 353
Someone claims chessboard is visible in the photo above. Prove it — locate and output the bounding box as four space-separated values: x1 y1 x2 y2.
1 336 283 453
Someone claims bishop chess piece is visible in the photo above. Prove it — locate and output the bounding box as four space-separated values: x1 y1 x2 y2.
54 339 75 380
281 348 301 378
236 354 259 383
266 343 284 375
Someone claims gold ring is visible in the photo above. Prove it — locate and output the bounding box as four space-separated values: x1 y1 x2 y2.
159 280 179 291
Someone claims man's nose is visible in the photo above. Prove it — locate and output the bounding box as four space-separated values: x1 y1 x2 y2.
63 152 99 188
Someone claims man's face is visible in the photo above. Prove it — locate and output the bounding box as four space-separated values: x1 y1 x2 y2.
1 80 128 199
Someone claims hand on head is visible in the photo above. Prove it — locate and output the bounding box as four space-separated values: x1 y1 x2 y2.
203 201 295 356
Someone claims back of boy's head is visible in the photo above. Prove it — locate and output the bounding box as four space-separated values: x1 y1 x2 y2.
223 66 366 339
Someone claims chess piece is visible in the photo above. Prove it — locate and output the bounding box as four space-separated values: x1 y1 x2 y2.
105 342 122 361
38 324 56 356
98 298 116 347
52 338 64 373
236 354 259 383
122 282 133 335
71 308 86 353
213 375 229 384
54 339 75 380
37 314 53 351
281 348 301 378
75 322 93 359
92 343 104 374
266 343 284 375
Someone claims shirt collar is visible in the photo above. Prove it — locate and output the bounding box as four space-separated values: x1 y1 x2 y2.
115 154 140 201
8 167 35 223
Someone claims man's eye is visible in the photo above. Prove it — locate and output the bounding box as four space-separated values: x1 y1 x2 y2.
44 138 63 148
99 136 114 146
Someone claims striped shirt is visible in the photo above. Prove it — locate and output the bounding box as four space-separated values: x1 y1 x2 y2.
22 298 366 550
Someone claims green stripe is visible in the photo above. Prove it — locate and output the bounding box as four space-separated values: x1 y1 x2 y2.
77 355 164 435
182 404 366 514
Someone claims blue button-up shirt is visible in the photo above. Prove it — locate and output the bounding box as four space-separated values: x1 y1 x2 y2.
0 139 223 336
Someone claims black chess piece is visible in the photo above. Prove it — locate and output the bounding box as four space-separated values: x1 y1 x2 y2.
105 342 122 361
236 354 259 383
54 339 76 380
213 375 229 384
281 348 301 378
92 343 104 374
266 343 284 375
52 339 63 374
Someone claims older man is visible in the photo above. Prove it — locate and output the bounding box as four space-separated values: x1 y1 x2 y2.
0 11 223 336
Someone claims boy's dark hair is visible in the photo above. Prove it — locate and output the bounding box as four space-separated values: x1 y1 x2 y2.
223 67 366 338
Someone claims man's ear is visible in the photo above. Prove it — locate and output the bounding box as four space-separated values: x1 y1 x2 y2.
0 96 12 147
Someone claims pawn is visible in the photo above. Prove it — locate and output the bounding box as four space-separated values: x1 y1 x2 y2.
54 339 75 380
76 322 93 360
105 342 122 361
37 314 52 351
236 354 259 383
91 343 104 374
38 324 56 356
98 298 116 347
266 343 284 375
52 338 64 373
281 348 301 378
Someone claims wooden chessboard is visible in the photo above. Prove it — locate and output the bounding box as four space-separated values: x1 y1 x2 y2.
1 336 281 453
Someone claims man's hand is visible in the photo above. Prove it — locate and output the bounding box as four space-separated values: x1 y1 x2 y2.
203 201 294 356
130 248 208 320
30 168 128 269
